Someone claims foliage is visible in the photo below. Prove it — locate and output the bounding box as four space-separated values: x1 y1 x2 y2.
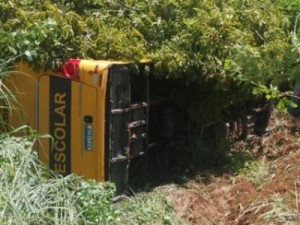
0 0 297 123
225 150 255 175
0 135 118 224
1 2 300 223
0 134 185 224
239 158 270 187
0 1 291 77
114 193 188 225
0 1 89 69
75 180 117 224
273 0 300 86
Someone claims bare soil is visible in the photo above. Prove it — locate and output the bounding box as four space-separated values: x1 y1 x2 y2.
162 111 300 225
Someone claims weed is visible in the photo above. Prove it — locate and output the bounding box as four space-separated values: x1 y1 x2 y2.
114 192 188 225
258 193 299 225
225 150 255 175
238 157 270 187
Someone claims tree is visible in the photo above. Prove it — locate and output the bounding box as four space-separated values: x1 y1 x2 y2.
0 0 296 121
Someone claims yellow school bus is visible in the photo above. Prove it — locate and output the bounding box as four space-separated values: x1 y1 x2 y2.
7 59 149 194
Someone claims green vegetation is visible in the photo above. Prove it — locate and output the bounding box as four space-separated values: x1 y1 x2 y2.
258 193 299 225
115 194 188 225
1 1 300 224
0 133 186 224
235 162 300 225
238 158 269 187
0 134 116 224
0 0 299 122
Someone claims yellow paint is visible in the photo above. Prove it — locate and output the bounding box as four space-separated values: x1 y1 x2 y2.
38 75 50 167
8 63 41 131
71 81 99 180
78 59 127 87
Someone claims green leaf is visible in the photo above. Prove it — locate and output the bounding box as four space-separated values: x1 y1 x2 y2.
24 50 33 61
23 40 30 46
8 46 17 55
223 59 231 71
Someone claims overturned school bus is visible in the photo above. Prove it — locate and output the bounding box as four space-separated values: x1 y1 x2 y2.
6 59 152 194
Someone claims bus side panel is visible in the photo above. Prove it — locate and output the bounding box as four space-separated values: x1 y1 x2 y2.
7 73 38 131
71 82 98 180
38 75 50 167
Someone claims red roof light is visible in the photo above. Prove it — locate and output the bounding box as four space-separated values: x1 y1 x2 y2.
58 59 81 80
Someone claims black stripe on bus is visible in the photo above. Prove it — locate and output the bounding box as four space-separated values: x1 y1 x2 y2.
49 76 71 176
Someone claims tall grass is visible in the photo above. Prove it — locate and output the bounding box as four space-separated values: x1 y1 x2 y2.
0 134 187 224
0 135 117 225
259 193 299 225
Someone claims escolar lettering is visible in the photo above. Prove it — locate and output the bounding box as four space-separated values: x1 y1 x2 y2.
53 93 66 174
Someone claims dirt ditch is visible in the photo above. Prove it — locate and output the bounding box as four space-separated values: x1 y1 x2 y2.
161 111 300 225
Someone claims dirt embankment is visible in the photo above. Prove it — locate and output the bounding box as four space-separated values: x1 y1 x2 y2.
164 111 300 225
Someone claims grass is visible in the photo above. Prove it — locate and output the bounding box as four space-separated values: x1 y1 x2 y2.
259 194 299 225
238 157 270 187
0 134 187 224
114 192 188 225
0 135 117 225
230 150 300 225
